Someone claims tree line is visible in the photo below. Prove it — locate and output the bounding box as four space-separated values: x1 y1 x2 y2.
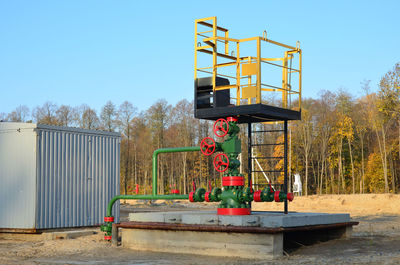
1 62 398 195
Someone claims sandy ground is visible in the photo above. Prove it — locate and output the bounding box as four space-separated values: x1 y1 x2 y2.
0 194 399 265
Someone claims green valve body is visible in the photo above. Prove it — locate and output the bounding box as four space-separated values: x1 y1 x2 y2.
196 116 294 215
215 117 251 214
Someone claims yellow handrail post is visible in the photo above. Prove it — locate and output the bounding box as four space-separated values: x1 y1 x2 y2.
256 37 261 104
236 42 240 106
194 21 198 80
212 17 217 92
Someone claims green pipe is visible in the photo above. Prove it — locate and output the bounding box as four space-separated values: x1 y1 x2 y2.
106 194 189 217
152 146 201 196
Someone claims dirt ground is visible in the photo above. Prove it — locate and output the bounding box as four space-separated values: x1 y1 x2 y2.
1 194 400 265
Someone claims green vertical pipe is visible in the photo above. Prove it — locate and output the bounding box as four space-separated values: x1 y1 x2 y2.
152 146 201 196
107 194 189 217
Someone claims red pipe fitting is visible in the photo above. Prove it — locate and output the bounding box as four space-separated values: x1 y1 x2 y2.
205 192 211 202
222 176 244 186
253 190 262 202
171 189 180 194
226 116 238 122
189 191 195 202
104 217 114 222
217 208 251 215
274 191 281 202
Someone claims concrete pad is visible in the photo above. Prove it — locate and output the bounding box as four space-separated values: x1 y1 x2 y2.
128 211 350 228
219 215 260 227
181 212 218 225
128 212 164 223
44 230 96 240
164 213 182 223
0 229 97 241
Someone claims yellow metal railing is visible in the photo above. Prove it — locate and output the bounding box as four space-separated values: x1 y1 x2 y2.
194 17 302 111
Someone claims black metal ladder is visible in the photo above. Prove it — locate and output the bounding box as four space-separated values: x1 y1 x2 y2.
247 121 289 214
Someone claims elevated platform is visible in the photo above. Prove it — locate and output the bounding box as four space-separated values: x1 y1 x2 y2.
195 104 301 123
117 211 357 259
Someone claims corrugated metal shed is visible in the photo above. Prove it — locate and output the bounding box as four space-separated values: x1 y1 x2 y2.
0 122 120 230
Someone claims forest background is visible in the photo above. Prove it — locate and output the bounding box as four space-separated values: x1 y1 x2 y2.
1 63 399 196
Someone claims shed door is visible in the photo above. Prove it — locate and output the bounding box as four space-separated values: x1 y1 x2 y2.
0 128 36 229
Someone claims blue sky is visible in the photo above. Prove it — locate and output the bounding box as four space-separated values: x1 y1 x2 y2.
0 0 399 115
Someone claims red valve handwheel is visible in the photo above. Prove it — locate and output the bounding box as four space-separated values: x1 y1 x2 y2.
213 118 229 137
213 153 229 172
200 137 216 156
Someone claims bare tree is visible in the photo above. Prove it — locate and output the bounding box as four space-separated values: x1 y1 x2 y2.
299 108 313 196
0 112 6 121
74 104 100 129
32 101 58 124
56 105 75 127
117 101 137 195
100 101 117 132
82 107 99 130
147 99 171 194
171 99 195 194
7 105 30 122
314 91 335 194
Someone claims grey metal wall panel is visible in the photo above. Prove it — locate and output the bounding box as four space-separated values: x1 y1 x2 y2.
35 126 120 229
0 123 37 229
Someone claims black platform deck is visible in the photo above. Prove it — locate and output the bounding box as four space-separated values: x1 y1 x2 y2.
195 104 301 123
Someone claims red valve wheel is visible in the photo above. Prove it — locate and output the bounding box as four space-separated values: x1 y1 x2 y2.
200 137 216 156
213 118 229 137
213 153 229 172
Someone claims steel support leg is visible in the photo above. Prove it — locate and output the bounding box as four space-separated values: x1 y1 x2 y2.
248 123 252 206
284 120 288 214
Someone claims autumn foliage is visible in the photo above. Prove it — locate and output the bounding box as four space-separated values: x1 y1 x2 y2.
1 63 399 195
